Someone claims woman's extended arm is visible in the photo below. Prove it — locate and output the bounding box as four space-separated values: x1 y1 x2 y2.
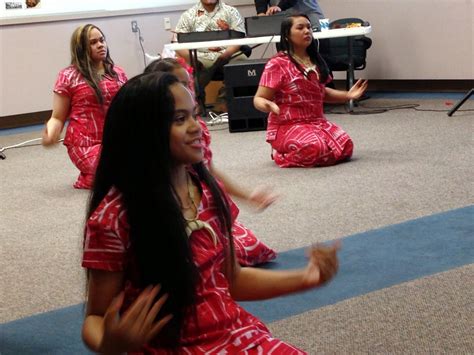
82 269 172 354
42 93 70 146
229 242 340 301
210 163 277 210
324 79 368 104
254 85 280 114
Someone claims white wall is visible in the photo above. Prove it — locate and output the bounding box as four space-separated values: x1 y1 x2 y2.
0 0 248 21
320 0 474 81
0 0 473 118
0 0 195 16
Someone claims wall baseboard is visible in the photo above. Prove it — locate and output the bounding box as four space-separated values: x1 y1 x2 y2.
1 80 472 130
0 110 51 130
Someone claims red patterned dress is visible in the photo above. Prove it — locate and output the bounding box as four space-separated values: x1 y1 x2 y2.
54 65 128 188
259 53 353 168
82 180 306 354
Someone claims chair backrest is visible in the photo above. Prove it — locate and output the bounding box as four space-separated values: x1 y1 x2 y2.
330 18 369 29
319 18 372 71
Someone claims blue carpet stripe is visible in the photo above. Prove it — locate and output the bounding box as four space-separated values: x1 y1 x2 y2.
1 306 92 354
0 124 44 136
241 205 474 322
1 205 473 354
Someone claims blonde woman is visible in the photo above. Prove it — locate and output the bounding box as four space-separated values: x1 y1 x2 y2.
42 24 127 189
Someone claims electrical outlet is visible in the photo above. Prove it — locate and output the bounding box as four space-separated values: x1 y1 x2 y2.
163 17 171 30
131 20 138 33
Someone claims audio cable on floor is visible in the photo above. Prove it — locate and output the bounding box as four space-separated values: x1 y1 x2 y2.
0 137 63 160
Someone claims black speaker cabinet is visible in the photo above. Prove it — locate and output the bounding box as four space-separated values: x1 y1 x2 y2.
224 59 268 133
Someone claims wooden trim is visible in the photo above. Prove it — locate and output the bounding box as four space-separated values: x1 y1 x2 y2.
0 110 51 130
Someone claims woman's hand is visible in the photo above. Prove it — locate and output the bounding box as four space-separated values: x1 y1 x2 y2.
301 242 341 289
99 285 172 354
267 101 280 115
42 118 64 146
254 96 280 114
248 186 279 211
347 79 368 100
266 6 282 15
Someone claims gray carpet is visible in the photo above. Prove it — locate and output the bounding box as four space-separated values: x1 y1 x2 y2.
1 97 473 352
269 264 474 354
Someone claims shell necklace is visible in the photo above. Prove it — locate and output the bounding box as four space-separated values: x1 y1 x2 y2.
181 173 218 246
293 54 319 80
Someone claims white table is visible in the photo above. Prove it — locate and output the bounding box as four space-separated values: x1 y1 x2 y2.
166 26 372 113
166 26 372 51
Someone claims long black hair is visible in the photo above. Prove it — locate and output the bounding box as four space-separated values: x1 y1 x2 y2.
279 14 330 83
86 71 233 345
144 57 182 74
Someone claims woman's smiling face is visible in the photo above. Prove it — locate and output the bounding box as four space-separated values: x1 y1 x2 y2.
169 83 203 166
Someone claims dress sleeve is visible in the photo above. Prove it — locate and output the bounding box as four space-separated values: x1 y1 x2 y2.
259 57 285 91
53 68 72 98
114 66 128 84
82 190 130 272
324 72 333 86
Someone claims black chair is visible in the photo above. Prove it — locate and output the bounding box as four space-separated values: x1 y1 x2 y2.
319 18 372 91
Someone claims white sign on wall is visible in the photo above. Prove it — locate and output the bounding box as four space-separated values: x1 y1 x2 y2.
4 0 41 10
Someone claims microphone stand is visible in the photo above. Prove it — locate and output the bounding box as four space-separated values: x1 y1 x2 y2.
447 88 473 117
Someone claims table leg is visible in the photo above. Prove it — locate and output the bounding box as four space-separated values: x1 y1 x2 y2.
346 36 355 112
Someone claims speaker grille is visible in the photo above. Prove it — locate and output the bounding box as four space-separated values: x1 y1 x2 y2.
224 59 268 133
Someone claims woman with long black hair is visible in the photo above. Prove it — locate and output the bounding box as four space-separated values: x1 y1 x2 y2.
81 71 340 353
254 14 367 168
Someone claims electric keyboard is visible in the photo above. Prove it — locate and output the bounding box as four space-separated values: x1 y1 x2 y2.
177 30 245 43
